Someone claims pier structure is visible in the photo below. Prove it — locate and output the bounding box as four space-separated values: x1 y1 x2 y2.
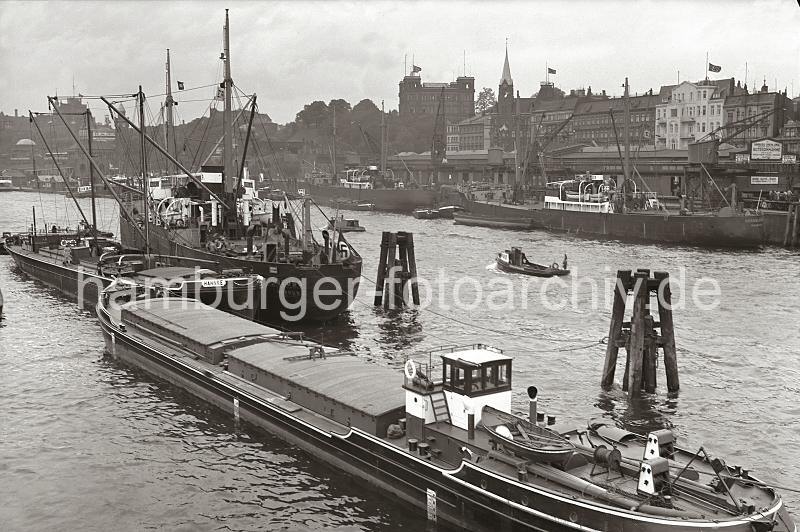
374 231 420 308
783 202 800 248
601 269 679 394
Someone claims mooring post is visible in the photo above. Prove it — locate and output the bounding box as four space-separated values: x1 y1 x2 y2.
791 204 799 249
404 232 420 305
384 233 399 308
642 314 657 392
397 232 411 301
374 231 391 305
783 204 795 248
655 271 679 392
626 272 648 395
602 269 631 388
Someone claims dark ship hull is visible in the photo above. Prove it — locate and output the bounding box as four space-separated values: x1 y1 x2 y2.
120 217 362 322
463 199 764 248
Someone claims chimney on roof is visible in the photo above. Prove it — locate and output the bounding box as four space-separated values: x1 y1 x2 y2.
587 85 592 96
14 109 18 117
761 79 768 93
602 89 606 96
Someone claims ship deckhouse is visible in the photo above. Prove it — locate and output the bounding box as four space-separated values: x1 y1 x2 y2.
403 344 512 438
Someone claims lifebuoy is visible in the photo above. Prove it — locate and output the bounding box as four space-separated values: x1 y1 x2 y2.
214 240 224 251
175 218 186 228
404 359 417 380
551 262 560 270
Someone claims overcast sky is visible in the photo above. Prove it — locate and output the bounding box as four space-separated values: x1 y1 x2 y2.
1 0 798 125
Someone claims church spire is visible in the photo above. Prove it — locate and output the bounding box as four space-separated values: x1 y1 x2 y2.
500 43 513 86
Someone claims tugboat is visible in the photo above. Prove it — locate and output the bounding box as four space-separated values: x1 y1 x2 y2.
496 247 570 277
326 215 366 233
96 291 796 532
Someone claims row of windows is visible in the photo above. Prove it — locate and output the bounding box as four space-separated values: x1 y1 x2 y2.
672 89 711 103
657 103 723 119
402 93 469 102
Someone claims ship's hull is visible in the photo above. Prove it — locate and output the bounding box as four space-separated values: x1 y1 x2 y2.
463 200 764 248
455 212 533 230
6 244 258 320
7 244 110 310
96 304 791 532
120 218 361 322
307 184 438 213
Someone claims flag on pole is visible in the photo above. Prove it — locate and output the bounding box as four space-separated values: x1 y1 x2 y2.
548 67 557 74
708 63 721 73
177 81 185 90
412 65 422 73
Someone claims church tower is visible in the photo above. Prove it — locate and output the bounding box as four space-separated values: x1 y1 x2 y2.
498 46 514 116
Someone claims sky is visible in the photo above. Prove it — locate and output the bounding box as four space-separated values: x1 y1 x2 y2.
1 0 798 125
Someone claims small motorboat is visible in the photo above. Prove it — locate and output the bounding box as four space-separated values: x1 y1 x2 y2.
413 208 440 220
351 203 375 212
496 247 569 277
480 405 575 463
327 215 366 232
437 205 464 219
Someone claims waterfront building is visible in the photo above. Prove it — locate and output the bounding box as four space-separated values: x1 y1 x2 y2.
722 82 788 147
654 78 738 150
398 71 475 124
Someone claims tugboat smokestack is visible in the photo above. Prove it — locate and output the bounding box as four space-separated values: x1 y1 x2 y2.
527 386 538 424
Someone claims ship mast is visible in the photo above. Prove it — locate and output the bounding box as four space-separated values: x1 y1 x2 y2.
138 85 150 254
222 9 234 194
380 100 387 175
164 48 176 170
85 109 99 248
622 77 631 213
331 104 337 180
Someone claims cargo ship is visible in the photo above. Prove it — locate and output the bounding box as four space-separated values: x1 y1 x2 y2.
96 287 796 532
458 175 764 248
105 11 362 323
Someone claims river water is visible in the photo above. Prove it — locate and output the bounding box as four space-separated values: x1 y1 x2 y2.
1 191 798 530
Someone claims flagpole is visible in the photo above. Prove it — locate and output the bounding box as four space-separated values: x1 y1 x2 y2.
705 51 708 81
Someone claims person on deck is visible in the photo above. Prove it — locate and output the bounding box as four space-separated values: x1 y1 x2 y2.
563 254 568 270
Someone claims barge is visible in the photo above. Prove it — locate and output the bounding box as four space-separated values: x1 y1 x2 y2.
96 287 796 532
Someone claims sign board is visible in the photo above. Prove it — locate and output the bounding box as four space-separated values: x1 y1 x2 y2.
201 279 227 287
750 139 782 160
750 176 779 185
735 154 750 164
782 154 797 164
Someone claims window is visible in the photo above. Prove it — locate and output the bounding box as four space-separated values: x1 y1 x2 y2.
701 123 706 132
702 106 706 116
670 108 677 118
690 92 694 101
702 90 707 99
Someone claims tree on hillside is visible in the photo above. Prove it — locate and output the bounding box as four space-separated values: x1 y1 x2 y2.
475 87 497 114
328 99 352 114
296 101 329 126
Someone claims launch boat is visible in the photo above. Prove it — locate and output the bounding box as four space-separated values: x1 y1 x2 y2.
95 292 796 532
496 247 570 277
